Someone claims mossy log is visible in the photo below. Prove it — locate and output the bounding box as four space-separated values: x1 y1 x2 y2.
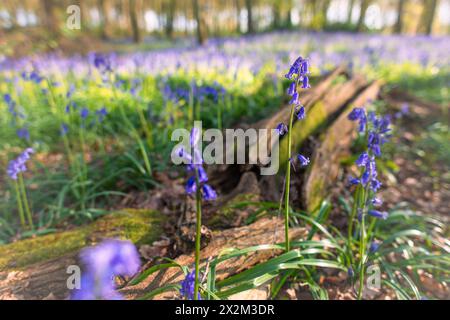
303 80 383 211
121 217 307 300
0 209 165 300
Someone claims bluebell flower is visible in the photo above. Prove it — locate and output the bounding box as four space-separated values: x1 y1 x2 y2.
371 197 383 206
348 176 360 186
61 123 69 136
80 108 89 119
296 106 306 120
347 267 355 278
16 128 30 140
370 179 382 192
180 271 201 300
71 239 140 300
96 107 108 122
369 241 380 253
368 210 388 220
287 82 296 95
289 92 299 105
275 123 288 136
202 184 217 201
348 108 365 121
185 176 197 194
3 93 12 104
361 169 370 185
355 152 369 167
297 154 310 167
92 53 112 73
6 148 34 180
301 76 310 89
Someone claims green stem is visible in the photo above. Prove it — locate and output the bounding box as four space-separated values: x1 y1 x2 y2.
13 179 26 228
194 167 202 300
18 173 34 229
283 105 296 252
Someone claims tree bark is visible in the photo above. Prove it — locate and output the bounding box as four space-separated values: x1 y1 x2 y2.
192 0 207 45
165 0 177 39
129 0 142 43
245 0 254 34
393 0 406 33
98 0 111 39
417 0 438 35
347 0 355 24
356 0 371 32
43 0 59 35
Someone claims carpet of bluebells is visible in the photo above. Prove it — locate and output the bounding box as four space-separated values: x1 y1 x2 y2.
0 31 449 300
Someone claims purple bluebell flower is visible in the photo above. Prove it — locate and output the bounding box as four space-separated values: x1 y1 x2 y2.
348 176 360 186
185 176 196 194
180 271 201 300
289 92 299 105
3 93 12 104
61 123 69 136
96 107 108 122
276 123 288 136
370 179 382 192
301 76 310 89
80 108 89 119
347 267 355 278
16 128 30 140
371 197 383 206
361 169 370 185
6 148 34 180
369 241 380 253
368 210 388 220
348 108 365 121
287 82 296 95
202 184 217 201
355 152 369 167
297 154 310 167
71 239 140 300
296 106 306 120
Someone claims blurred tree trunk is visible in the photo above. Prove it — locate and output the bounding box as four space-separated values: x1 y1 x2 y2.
272 1 281 29
193 0 207 45
356 0 371 31
245 0 254 34
98 0 111 39
417 0 438 35
129 0 142 43
347 0 355 23
43 0 59 35
165 0 177 39
393 0 406 33
285 0 293 28
235 0 241 33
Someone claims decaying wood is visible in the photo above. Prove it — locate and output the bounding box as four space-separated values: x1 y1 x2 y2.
303 80 382 211
121 217 307 300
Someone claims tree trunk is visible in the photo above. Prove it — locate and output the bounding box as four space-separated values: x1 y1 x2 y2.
321 0 332 25
43 0 59 35
285 0 293 28
245 0 254 34
192 0 207 45
417 0 438 35
356 0 371 32
98 0 111 39
165 0 177 39
394 0 406 33
347 0 355 24
235 0 241 33
129 0 142 43
272 2 281 29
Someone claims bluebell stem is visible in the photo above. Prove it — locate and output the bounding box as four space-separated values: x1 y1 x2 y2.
347 106 391 299
282 56 311 252
178 127 217 300
6 148 35 229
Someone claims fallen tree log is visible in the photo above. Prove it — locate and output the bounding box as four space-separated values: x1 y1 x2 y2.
121 217 307 300
303 80 383 211
0 209 165 300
